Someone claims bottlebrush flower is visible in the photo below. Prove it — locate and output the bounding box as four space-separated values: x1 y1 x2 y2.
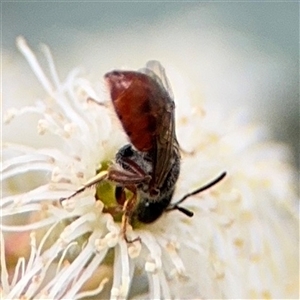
1 37 298 300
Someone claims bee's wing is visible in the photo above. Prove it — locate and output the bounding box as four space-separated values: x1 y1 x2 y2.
141 61 179 193
151 99 179 193
106 61 178 193
140 60 174 100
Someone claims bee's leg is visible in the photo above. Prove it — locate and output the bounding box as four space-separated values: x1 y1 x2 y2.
108 165 151 185
101 186 125 214
60 163 148 205
60 171 108 203
106 165 148 242
115 186 126 206
121 187 141 243
103 162 150 218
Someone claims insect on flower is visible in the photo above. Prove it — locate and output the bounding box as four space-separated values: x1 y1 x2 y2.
60 60 226 242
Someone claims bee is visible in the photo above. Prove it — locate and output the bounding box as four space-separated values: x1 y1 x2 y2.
60 61 226 242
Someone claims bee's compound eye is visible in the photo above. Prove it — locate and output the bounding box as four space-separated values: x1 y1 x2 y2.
118 144 134 157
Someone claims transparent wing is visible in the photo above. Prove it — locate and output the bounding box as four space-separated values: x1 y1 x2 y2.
139 60 174 100
141 61 178 193
152 103 179 192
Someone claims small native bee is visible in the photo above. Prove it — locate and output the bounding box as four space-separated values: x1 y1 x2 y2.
61 61 226 242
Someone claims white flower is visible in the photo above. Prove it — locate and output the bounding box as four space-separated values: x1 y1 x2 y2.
1 37 298 300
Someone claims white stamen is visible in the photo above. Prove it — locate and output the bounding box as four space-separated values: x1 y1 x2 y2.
128 241 142 259
11 257 26 288
2 162 54 181
119 240 130 298
2 37 298 300
145 261 156 273
16 36 54 96
106 231 119 248
47 242 94 299
147 271 161 299
111 244 122 299
40 43 61 89
25 232 37 274
139 232 162 270
3 108 19 124
1 217 59 232
63 249 109 299
0 232 9 293
56 241 78 274
75 278 109 300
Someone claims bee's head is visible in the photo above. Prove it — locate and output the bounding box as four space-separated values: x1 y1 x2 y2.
134 193 174 224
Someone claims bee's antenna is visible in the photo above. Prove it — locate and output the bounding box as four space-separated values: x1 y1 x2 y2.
175 206 194 217
167 172 227 217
